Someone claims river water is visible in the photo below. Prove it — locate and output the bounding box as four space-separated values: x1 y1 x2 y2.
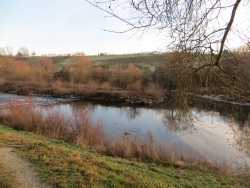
0 93 249 171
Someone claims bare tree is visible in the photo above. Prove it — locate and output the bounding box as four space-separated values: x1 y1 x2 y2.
85 0 244 68
0 47 13 56
85 0 250 101
0 48 6 56
17 47 29 57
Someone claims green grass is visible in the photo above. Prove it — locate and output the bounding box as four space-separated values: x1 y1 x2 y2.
16 53 167 73
90 54 166 71
0 125 249 188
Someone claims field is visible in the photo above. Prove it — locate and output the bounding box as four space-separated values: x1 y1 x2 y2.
24 53 167 75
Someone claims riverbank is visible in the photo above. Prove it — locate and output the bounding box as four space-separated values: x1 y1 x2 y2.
0 125 249 188
1 53 250 108
2 80 250 110
0 81 167 106
1 92 250 171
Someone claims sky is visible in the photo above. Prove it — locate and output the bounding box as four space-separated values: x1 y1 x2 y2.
0 0 249 55
0 0 166 55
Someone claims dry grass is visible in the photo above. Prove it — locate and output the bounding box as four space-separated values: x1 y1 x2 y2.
0 56 165 99
0 57 56 85
1 52 250 103
0 100 104 149
0 164 16 188
1 125 248 188
0 100 213 167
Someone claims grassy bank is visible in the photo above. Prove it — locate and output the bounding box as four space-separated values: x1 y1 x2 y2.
0 125 249 188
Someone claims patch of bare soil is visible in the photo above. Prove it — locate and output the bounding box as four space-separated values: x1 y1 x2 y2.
0 147 48 188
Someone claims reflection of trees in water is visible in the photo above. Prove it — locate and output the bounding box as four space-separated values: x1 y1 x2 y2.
230 117 250 155
191 100 250 154
120 107 142 120
161 100 250 154
193 99 250 127
241 126 250 155
72 102 143 120
197 103 250 154
71 102 96 114
69 102 143 120
231 110 250 128
68 100 250 150
160 107 194 132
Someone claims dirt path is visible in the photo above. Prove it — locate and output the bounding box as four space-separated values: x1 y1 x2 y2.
0 147 48 188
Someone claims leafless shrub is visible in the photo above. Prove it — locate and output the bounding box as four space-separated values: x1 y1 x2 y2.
0 100 213 167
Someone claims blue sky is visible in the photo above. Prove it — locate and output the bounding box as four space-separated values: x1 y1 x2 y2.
0 0 249 55
0 0 166 55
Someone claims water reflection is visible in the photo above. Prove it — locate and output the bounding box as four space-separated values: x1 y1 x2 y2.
50 100 250 169
122 107 142 120
0 93 250 169
160 108 194 132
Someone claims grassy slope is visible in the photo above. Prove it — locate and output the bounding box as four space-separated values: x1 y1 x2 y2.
0 125 249 188
50 54 166 69
90 54 166 72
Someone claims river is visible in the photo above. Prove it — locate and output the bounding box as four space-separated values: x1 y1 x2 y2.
0 93 249 171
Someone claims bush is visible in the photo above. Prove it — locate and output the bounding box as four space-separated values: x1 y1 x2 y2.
0 100 199 163
0 57 56 85
109 64 143 89
63 56 93 83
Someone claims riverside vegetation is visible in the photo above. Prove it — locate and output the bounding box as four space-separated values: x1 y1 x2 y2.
0 47 250 106
0 100 208 164
0 47 250 187
0 99 250 187
0 125 250 188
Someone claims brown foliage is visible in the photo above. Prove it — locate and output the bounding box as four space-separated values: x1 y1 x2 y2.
0 56 164 97
109 64 143 89
0 100 202 163
0 57 56 85
64 56 93 83
0 100 104 148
